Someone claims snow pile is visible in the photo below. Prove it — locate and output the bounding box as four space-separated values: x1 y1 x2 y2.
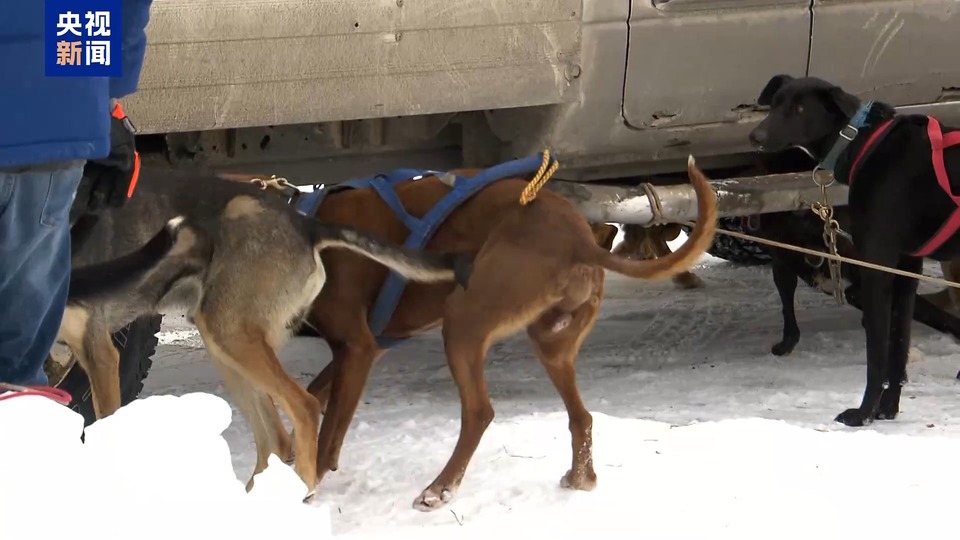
0 392 331 540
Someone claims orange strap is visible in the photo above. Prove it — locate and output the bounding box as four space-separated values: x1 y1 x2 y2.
111 100 130 120
111 102 141 199
128 150 141 198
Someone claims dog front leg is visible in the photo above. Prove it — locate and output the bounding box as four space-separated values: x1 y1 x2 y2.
770 254 801 356
836 261 896 427
876 257 922 420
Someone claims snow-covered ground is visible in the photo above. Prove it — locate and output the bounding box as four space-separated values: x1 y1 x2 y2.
128 233 960 538
4 249 957 538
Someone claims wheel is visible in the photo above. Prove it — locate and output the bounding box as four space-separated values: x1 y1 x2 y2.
684 216 773 266
46 314 163 426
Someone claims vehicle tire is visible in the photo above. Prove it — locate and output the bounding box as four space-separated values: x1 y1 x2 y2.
685 216 773 266
52 314 163 426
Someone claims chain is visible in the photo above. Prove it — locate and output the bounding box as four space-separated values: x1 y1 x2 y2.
806 168 846 305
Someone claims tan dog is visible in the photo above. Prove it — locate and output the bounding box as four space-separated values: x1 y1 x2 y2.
285 156 717 509
60 168 471 499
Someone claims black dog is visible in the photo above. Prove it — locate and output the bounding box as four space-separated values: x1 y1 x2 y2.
747 209 858 356
748 208 960 357
750 74 960 427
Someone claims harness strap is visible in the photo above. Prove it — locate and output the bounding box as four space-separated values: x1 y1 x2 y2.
913 117 960 257
371 176 423 232
367 154 550 344
291 154 552 349
847 118 896 186
111 102 142 199
295 168 438 218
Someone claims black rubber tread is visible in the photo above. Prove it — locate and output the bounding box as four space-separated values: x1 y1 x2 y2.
684 217 773 266
56 314 163 426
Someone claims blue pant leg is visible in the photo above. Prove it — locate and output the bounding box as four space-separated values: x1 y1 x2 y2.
0 164 83 386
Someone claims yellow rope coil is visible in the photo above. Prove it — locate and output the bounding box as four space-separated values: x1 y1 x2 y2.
519 150 560 205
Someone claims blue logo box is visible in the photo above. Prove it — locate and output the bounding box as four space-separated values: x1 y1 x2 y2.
45 0 123 77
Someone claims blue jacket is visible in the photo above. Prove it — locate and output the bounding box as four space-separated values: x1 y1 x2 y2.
0 1 153 168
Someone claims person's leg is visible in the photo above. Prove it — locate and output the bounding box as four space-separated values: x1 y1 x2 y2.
0 162 84 387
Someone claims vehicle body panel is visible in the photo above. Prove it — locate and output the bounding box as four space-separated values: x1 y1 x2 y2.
128 0 960 184
622 0 810 129
125 0 581 134
808 0 960 109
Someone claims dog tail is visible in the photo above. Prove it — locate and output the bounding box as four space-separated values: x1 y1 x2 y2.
68 216 187 305
311 223 474 288
592 155 718 280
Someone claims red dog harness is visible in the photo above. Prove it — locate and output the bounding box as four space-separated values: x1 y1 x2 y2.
848 116 960 257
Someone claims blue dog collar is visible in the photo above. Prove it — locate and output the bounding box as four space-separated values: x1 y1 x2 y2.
819 100 874 171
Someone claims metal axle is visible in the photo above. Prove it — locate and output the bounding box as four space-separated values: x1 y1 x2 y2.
548 171 848 225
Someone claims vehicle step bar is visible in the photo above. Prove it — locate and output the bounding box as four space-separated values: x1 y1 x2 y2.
547 171 848 225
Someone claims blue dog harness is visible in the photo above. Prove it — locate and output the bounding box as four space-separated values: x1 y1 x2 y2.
295 153 552 348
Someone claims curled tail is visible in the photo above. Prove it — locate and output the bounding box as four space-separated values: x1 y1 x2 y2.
68 216 187 306
312 223 473 288
593 155 718 280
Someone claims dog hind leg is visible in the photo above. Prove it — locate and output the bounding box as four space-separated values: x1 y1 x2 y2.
206 349 292 491
67 311 123 419
194 314 320 498
876 256 923 420
526 282 602 491
412 253 590 511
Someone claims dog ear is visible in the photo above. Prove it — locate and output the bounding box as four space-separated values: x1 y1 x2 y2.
757 74 794 106
823 86 861 119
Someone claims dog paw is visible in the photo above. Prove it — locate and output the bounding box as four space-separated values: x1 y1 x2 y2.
302 489 318 505
412 486 455 512
770 341 795 357
673 272 704 290
835 408 873 427
551 314 572 333
560 469 597 491
876 395 901 421
874 410 898 421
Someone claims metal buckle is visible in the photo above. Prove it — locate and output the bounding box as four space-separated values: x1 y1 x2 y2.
838 124 859 142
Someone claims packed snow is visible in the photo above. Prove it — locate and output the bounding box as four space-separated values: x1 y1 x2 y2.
0 392 332 539
8 232 960 539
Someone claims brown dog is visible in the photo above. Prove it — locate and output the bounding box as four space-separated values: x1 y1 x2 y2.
590 223 703 289
612 223 705 289
587 222 705 289
589 222 619 251
287 156 717 509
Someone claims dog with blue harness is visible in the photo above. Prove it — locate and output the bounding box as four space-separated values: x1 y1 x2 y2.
263 151 718 510
295 153 560 348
